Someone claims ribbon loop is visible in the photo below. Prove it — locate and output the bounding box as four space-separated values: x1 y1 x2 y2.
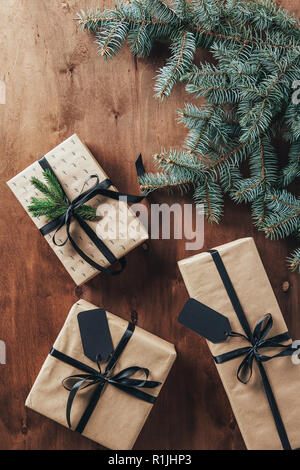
215 313 298 385
253 313 273 343
62 374 101 392
50 322 161 434
63 357 160 430
237 353 255 384
38 156 145 274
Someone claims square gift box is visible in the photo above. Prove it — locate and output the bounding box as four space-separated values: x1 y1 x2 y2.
7 134 148 285
178 237 300 450
25 299 177 450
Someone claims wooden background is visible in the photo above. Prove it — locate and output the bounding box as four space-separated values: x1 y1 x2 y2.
0 0 299 450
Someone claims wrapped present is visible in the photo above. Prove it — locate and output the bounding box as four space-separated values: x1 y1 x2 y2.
25 299 176 450
7 134 148 285
178 237 300 450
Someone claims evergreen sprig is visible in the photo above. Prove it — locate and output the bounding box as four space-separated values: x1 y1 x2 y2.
78 0 300 271
287 248 300 272
28 170 97 221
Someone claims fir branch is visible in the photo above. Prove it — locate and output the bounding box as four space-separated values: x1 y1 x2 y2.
231 135 277 203
154 30 196 100
139 171 191 196
76 204 98 221
219 163 242 193
28 171 97 222
43 169 65 200
154 149 205 180
205 141 248 171
267 189 300 213
284 102 300 141
78 2 300 50
31 169 63 201
287 248 300 272
192 24 300 51
28 197 68 219
263 213 299 239
260 190 300 239
78 0 300 271
194 181 224 223
96 21 129 58
280 140 300 185
239 51 300 143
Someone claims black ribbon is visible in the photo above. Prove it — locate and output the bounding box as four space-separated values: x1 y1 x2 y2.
215 313 296 385
38 156 145 274
209 249 300 451
50 322 161 434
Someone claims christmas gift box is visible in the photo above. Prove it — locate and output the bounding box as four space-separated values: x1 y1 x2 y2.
7 134 148 285
178 237 300 450
25 299 177 450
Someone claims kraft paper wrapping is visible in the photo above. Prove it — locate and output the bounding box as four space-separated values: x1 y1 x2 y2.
7 134 148 285
25 299 177 450
178 237 300 450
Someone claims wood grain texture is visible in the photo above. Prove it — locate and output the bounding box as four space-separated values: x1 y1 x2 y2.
0 0 299 450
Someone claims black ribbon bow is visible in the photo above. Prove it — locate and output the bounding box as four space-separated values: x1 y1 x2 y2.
209 249 300 451
38 155 146 274
50 322 161 434
215 313 297 385
62 356 160 430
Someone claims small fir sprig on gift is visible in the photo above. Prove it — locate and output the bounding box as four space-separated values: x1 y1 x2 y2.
77 0 300 272
28 170 97 221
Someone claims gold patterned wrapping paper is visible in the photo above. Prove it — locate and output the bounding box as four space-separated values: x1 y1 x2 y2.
178 237 300 450
25 299 177 450
7 134 148 285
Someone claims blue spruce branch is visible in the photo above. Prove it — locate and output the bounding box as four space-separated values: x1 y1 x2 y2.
78 0 300 271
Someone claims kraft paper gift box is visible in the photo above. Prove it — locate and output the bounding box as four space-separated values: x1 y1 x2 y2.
7 134 148 285
178 237 300 450
25 299 177 450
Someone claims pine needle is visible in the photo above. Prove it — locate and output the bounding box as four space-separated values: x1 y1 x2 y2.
78 0 300 271
28 171 97 222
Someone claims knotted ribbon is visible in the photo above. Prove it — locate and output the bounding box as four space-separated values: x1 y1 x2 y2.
215 313 297 385
209 249 300 451
38 155 146 274
50 322 161 434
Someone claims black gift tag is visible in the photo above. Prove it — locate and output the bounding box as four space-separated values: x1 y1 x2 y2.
77 309 114 362
178 298 232 343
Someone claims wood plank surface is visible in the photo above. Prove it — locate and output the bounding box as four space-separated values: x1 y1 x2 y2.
0 0 299 450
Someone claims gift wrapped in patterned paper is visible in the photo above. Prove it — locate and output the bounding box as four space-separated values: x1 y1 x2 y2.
7 134 148 285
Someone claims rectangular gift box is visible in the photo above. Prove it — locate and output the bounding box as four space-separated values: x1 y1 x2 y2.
7 134 148 285
178 237 300 450
25 299 177 450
